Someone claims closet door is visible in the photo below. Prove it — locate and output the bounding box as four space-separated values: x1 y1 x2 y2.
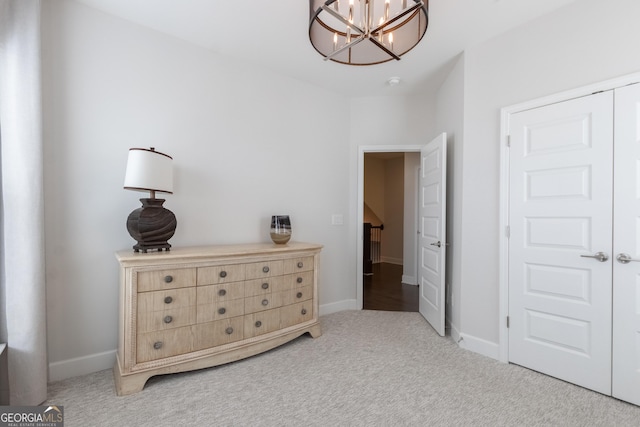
612 83 640 406
508 91 614 394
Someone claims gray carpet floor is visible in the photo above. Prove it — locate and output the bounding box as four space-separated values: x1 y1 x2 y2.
46 310 640 426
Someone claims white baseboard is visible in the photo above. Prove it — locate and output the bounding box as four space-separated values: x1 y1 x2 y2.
447 318 461 344
49 349 116 382
380 256 403 265
456 332 500 361
320 299 358 315
48 301 358 382
401 275 417 285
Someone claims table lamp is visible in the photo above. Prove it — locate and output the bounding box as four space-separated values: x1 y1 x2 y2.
123 147 176 253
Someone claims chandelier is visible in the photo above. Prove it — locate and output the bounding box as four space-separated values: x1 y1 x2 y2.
309 0 428 66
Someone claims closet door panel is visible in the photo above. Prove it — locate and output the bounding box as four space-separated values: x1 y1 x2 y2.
612 83 640 406
508 91 614 395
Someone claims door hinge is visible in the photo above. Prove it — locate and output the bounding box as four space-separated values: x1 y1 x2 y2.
506 135 511 147
505 225 510 238
506 316 510 328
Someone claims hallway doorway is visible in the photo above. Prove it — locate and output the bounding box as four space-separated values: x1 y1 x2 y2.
358 135 448 335
362 151 420 312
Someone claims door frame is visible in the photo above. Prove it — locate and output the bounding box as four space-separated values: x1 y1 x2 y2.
498 71 640 363
357 145 423 309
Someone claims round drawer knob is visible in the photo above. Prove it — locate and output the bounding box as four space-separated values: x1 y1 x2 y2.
164 275 173 283
163 315 173 324
301 309 307 315
262 266 270 273
297 292 303 299
219 271 227 278
261 282 269 290
297 262 303 268
164 296 173 304
297 277 303 284
255 321 262 328
153 341 163 350
225 327 234 335
261 299 269 306
218 289 227 296
218 307 226 315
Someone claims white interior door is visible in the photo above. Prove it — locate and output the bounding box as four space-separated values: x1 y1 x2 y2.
508 92 614 395
612 83 640 406
418 133 447 336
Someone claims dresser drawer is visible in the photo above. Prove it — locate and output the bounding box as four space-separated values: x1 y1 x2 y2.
196 298 245 323
138 305 196 333
197 282 245 303
281 285 313 306
280 301 313 329
194 317 244 350
284 256 314 274
197 264 245 285
244 277 283 297
137 268 196 293
245 293 284 313
281 271 314 290
245 260 283 279
138 288 196 312
244 308 281 339
137 326 194 363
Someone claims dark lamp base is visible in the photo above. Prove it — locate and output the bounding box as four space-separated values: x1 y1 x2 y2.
132 242 172 253
127 198 177 253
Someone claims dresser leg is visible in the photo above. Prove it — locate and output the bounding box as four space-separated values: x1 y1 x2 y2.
308 323 322 338
113 364 153 396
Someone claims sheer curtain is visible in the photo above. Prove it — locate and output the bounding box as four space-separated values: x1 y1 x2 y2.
0 0 47 405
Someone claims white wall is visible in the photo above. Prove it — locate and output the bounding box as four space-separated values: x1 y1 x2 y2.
42 0 354 379
381 156 404 264
457 0 640 350
436 54 464 340
364 156 386 223
350 95 437 147
402 152 420 284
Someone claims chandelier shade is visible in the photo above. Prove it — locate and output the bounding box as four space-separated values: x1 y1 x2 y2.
309 0 428 66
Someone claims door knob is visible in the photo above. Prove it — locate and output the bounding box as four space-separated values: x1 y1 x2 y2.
616 253 640 264
580 252 609 262
429 241 449 248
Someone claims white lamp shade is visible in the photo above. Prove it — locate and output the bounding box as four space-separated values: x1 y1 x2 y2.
124 148 173 194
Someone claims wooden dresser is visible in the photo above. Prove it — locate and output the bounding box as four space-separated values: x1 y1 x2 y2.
114 242 322 395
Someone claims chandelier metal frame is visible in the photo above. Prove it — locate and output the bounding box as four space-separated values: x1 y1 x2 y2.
309 0 429 66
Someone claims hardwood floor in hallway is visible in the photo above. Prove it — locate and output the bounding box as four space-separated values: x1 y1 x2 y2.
363 262 418 312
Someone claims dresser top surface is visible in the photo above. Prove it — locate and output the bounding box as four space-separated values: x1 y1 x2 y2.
116 241 323 265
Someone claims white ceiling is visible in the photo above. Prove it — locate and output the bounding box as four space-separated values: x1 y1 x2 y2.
73 0 579 97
